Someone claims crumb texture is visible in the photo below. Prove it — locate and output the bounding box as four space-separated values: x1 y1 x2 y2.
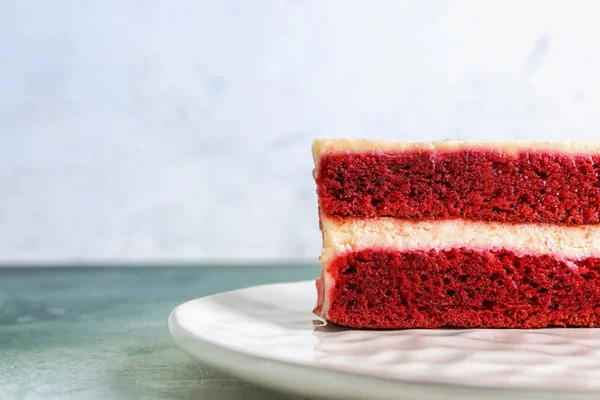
317 150 600 225
322 248 600 329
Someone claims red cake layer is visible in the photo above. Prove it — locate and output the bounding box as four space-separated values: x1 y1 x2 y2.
319 248 600 329
317 150 600 225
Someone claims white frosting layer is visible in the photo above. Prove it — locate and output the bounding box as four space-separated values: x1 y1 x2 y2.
313 139 600 168
321 217 600 263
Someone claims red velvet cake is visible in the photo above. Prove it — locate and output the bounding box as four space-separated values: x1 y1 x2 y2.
312 139 600 329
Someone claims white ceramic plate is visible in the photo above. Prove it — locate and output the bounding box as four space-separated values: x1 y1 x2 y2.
169 281 600 400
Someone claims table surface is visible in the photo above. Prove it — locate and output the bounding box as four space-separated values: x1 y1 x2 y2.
0 265 318 400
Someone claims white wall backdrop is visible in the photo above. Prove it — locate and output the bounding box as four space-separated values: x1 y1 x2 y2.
2 1 600 262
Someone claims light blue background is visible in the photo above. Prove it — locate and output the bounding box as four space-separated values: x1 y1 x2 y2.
2 1 600 262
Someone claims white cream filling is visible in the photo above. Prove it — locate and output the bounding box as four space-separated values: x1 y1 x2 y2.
322 217 600 262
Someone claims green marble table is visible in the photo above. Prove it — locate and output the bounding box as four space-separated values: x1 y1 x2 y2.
0 265 318 400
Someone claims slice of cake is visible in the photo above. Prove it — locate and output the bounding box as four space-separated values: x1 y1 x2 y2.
312 139 600 329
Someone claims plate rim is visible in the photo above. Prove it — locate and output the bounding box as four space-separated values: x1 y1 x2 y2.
168 280 600 400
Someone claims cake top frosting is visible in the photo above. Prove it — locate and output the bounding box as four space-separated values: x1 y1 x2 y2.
313 139 600 162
